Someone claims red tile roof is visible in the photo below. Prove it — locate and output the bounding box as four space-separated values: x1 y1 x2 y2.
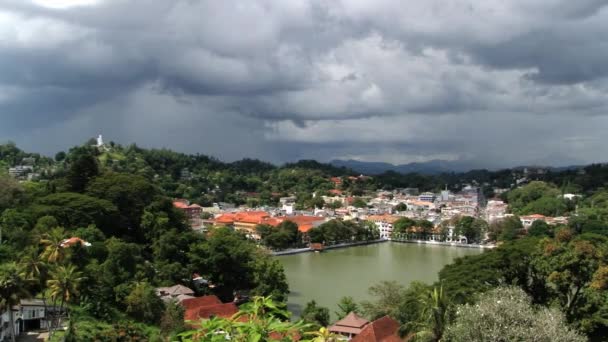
351 316 401 342
214 211 278 226
173 201 190 209
279 216 325 233
181 295 222 311
329 189 343 195
60 237 91 248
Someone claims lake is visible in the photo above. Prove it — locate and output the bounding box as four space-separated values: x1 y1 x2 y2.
278 242 484 318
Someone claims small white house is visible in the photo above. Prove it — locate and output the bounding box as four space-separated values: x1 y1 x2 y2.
1 299 53 340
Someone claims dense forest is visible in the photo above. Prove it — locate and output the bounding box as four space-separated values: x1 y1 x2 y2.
2 141 608 341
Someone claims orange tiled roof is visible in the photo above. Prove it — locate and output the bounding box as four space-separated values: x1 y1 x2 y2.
214 211 279 226
329 189 343 195
279 216 325 233
367 215 399 224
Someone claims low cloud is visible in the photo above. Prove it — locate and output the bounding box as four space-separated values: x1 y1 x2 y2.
1 0 608 167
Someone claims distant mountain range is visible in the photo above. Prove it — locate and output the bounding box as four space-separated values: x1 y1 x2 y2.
330 159 480 175
330 159 587 175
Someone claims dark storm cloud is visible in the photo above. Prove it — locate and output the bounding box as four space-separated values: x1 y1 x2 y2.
1 0 608 167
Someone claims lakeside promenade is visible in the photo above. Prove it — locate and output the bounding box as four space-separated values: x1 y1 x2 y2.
272 239 387 256
272 238 494 256
390 238 496 249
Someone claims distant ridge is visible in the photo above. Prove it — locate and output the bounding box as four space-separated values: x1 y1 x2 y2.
329 159 477 175
330 159 587 175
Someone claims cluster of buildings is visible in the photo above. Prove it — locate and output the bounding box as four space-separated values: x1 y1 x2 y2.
7 157 40 180
173 173 576 246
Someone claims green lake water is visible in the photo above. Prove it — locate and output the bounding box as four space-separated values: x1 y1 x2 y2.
278 242 484 318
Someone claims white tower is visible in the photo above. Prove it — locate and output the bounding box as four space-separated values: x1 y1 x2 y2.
96 134 104 147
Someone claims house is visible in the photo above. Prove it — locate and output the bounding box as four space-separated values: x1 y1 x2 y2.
60 237 91 248
520 214 547 228
328 312 370 339
1 299 55 340
156 285 195 303
330 177 343 186
350 315 401 342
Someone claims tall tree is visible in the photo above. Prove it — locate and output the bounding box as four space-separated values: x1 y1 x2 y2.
66 150 99 193
124 282 165 324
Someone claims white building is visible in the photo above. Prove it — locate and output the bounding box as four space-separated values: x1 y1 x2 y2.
418 192 436 202
1 299 54 340
366 215 399 239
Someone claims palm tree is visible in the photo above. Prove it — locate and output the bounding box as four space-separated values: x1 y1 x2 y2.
401 286 450 342
47 264 85 333
0 263 30 342
20 247 48 286
40 227 67 264
19 248 52 332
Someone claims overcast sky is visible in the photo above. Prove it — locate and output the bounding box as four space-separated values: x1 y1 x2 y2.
1 0 608 167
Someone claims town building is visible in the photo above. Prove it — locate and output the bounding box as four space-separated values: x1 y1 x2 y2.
213 211 326 240
485 199 508 223
418 192 436 202
366 214 399 239
173 199 203 229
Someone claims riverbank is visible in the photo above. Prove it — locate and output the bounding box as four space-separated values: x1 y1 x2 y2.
272 239 387 256
391 239 496 249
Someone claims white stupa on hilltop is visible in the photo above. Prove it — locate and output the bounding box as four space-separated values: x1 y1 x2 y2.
96 134 104 147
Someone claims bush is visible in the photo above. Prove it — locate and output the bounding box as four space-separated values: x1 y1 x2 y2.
444 286 585 342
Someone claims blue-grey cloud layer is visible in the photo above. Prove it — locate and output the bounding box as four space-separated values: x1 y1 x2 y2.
1 0 608 166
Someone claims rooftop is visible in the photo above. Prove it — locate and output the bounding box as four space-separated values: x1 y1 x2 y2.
351 315 401 342
329 312 370 335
